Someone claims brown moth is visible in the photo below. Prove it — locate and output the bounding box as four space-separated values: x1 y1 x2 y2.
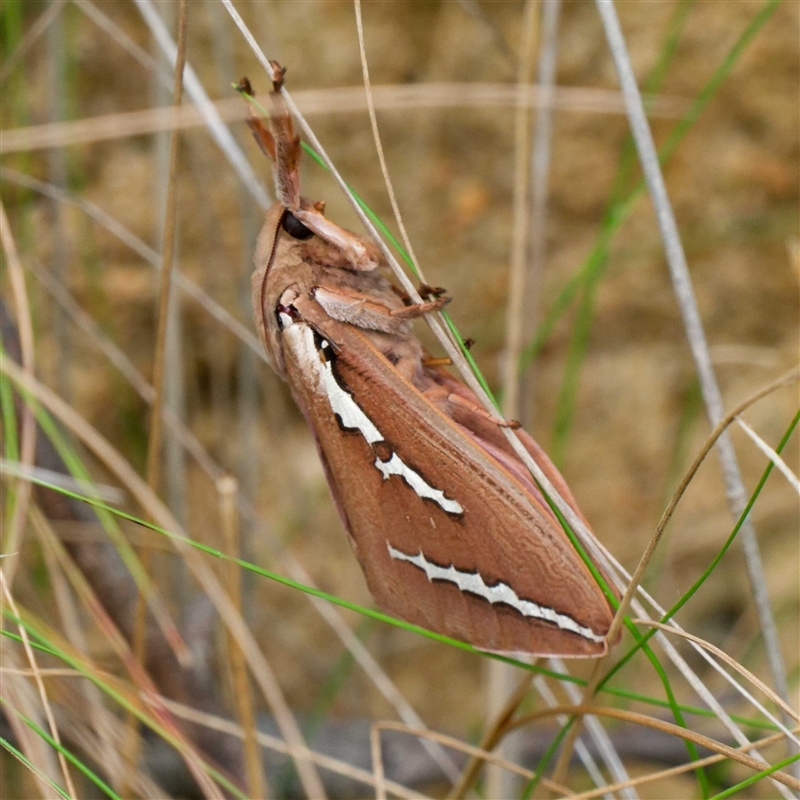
239 65 619 657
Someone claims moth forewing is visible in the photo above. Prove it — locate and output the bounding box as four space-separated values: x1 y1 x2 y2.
246 67 619 657
275 300 615 657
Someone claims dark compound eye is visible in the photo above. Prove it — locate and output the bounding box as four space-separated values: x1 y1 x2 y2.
281 211 313 240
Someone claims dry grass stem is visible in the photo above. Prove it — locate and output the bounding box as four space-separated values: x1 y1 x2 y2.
501 0 538 421
551 365 800 779
2 654 65 797
0 201 37 588
0 572 77 798
369 720 572 796
490 4 541 794
31 507 125 789
633 620 800 727
128 2 191 779
510 704 800 791
217 475 267 799
0 0 67 87
0 86 689 156
354 0 423 276
597 0 792 734
735 416 800 493
450 670 534 799
567 728 800 800
0 167 265 359
160 698 425 800
0 356 326 798
28 505 224 798
0 460 124 504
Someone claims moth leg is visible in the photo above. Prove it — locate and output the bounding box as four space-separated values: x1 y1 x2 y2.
312 285 412 334
422 356 452 368
295 208 381 271
419 376 520 429
389 295 451 319
445 392 521 428
418 283 448 298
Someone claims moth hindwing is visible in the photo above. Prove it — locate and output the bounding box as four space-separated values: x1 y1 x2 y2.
243 65 619 657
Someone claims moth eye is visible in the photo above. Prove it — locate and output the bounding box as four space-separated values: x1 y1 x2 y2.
281 211 313 240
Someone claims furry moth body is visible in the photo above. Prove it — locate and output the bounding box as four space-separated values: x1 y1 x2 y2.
241 67 618 657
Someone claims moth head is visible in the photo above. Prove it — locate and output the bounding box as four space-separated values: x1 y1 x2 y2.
287 201 383 272
252 199 382 376
240 74 383 276
257 199 383 282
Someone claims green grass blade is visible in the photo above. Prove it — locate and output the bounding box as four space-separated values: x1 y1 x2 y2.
1 699 122 800
709 751 800 799
601 409 799 687
1 615 247 800
519 0 781 378
0 733 71 800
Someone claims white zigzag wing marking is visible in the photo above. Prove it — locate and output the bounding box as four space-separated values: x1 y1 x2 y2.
285 323 382 443
284 322 463 515
387 544 604 642
375 453 463 514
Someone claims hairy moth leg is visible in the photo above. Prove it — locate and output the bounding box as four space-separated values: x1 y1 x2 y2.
312 285 448 335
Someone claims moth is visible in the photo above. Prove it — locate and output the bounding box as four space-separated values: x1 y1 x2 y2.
239 65 619 657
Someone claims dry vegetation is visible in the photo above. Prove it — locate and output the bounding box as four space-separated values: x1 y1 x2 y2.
1 1 798 798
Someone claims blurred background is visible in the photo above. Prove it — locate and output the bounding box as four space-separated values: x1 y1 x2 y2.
1 1 798 797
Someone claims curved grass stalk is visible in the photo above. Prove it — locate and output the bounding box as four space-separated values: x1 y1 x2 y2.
10 246 469 785
0 355 327 799
1 704 121 800
9 469 790 734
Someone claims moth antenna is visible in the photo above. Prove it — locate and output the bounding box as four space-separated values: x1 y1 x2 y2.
236 77 277 162
266 62 302 211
